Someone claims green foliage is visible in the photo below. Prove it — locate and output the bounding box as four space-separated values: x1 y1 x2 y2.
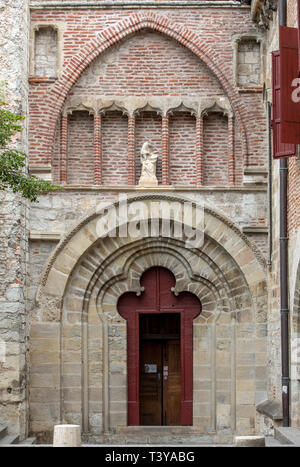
0 87 61 202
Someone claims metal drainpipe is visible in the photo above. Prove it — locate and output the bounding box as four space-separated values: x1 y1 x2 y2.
279 0 290 427
268 102 273 266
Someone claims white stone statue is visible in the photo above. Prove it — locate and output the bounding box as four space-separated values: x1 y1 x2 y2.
138 141 159 187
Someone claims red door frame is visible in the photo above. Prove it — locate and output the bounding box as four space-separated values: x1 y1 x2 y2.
118 267 201 426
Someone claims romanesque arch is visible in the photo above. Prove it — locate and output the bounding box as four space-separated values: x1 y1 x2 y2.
30 195 268 442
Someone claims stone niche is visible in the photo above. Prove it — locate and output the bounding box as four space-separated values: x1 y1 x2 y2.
34 26 58 78
237 38 261 87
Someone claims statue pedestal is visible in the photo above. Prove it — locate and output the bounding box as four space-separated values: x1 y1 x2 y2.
138 176 158 187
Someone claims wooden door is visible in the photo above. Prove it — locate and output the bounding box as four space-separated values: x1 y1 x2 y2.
140 340 163 425
139 337 181 426
163 340 181 426
118 266 201 426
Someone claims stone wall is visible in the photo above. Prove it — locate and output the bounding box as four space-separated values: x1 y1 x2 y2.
237 39 261 87
34 26 58 77
252 0 300 430
28 194 268 442
0 0 30 439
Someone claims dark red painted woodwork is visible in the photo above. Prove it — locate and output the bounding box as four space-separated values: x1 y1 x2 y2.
279 26 300 144
298 0 300 75
271 50 296 158
117 267 201 426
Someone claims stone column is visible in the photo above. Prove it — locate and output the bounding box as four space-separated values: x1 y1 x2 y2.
228 116 235 186
127 114 136 185
196 115 204 186
94 114 102 185
162 115 170 185
60 115 68 184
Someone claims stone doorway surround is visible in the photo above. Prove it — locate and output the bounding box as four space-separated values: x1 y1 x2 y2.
29 194 268 443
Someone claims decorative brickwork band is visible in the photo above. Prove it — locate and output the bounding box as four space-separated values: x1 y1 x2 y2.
228 116 235 186
196 116 204 186
162 115 170 185
60 115 68 184
128 115 136 185
94 115 102 185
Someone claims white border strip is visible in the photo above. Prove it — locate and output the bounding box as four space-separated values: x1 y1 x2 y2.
30 1 250 10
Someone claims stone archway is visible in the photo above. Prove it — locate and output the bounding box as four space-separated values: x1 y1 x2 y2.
30 195 268 442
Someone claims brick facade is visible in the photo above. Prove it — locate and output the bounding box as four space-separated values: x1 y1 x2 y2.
287 0 300 237
28 9 266 174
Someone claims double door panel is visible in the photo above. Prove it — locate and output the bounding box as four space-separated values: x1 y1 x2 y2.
139 339 181 426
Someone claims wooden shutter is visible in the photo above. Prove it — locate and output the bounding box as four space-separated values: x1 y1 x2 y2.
298 0 300 74
279 26 300 144
272 50 296 158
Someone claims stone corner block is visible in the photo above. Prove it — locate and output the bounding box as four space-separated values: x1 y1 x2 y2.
234 436 265 447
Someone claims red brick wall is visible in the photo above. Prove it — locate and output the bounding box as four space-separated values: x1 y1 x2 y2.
203 112 229 186
287 0 300 234
169 112 197 186
288 155 300 235
29 8 267 185
102 111 128 185
52 120 61 183
66 111 94 185
72 31 223 97
287 0 298 28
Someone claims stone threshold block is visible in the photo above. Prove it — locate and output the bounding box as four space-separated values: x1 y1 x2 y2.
53 425 81 447
234 436 265 447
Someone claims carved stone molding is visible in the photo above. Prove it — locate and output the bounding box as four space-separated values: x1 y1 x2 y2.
199 98 233 118
63 95 233 119
251 0 277 29
37 194 267 301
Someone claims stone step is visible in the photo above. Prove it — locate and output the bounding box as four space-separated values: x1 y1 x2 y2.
115 426 205 435
18 437 37 445
111 426 237 445
265 436 284 447
0 434 19 445
274 427 300 446
0 425 7 440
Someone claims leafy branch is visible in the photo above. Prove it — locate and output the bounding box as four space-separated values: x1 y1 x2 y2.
0 91 61 202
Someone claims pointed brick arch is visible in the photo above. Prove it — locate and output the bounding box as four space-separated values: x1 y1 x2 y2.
39 12 249 163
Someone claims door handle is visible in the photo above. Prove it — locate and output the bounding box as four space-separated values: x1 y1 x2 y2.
157 372 161 381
